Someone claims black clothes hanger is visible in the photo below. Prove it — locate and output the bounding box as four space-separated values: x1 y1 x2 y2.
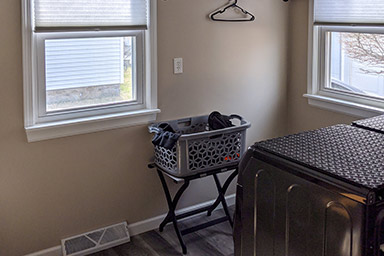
210 0 255 22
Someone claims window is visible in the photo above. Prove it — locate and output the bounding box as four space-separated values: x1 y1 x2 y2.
22 0 159 142
306 0 384 117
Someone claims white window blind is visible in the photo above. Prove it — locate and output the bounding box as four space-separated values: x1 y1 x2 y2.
34 0 148 31
45 37 124 91
314 0 384 25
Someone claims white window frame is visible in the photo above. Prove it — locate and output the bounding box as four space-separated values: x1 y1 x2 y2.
22 0 159 142
305 0 384 118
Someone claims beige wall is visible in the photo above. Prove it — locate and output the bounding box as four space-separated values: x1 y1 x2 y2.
286 0 357 133
0 0 289 255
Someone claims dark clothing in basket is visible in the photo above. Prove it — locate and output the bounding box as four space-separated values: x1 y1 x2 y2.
208 111 234 130
151 123 181 149
152 112 235 150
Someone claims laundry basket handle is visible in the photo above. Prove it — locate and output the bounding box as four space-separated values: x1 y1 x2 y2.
229 114 244 123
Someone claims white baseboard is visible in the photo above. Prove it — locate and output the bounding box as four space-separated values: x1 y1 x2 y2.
25 194 236 256
24 246 62 256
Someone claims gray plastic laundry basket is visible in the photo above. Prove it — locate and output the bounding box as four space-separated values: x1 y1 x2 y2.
149 114 251 177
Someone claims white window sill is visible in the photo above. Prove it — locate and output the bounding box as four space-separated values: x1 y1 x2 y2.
304 94 384 118
25 108 160 142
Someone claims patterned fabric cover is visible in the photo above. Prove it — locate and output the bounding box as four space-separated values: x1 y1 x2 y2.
353 115 384 134
255 125 384 189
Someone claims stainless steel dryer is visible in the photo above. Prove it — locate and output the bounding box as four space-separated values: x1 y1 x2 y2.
234 124 384 256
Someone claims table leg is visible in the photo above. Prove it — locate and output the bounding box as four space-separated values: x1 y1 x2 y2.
156 169 189 254
207 169 238 217
211 173 234 227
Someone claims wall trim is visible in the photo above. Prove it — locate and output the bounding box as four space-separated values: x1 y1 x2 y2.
24 246 62 256
304 93 384 118
24 194 236 256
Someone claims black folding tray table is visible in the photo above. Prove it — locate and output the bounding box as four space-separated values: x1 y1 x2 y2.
148 163 238 254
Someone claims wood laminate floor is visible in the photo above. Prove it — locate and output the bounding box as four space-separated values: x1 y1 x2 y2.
90 206 235 256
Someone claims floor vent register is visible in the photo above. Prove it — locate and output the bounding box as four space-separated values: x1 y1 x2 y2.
61 222 130 256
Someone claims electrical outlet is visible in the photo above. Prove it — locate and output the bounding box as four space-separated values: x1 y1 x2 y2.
174 58 183 74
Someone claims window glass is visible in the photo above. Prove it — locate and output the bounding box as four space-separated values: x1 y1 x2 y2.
45 36 135 112
329 32 384 99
